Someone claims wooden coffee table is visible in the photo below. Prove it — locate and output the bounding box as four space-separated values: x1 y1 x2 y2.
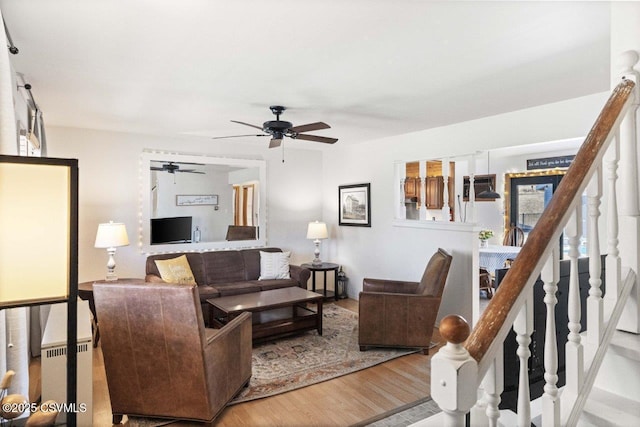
207 287 323 341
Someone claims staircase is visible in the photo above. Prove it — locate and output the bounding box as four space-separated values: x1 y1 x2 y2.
416 51 640 427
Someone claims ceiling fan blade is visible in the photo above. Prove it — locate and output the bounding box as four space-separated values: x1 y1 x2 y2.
211 134 268 140
294 134 338 144
176 170 205 174
150 167 164 171
289 122 331 133
231 120 263 130
269 138 282 149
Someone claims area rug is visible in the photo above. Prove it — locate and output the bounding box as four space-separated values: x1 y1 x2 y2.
230 303 420 404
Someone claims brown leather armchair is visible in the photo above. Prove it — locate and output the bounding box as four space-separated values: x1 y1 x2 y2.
358 248 452 355
93 281 252 425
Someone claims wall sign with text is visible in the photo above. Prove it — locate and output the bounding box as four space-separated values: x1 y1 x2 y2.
526 155 575 170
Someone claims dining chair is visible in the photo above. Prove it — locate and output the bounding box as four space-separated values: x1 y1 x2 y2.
503 224 525 247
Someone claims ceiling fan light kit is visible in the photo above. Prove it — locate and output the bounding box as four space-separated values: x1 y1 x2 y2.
216 105 338 148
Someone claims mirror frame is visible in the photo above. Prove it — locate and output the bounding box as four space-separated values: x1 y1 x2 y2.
140 150 267 254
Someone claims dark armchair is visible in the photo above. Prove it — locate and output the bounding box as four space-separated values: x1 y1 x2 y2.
93 280 252 425
358 248 453 355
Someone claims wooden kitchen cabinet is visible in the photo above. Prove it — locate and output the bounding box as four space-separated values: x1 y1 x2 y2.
404 177 420 199
426 176 444 209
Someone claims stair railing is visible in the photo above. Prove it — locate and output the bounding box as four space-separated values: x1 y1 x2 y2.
430 52 639 427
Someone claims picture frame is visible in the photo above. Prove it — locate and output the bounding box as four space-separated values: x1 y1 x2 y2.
339 183 371 227
176 194 218 206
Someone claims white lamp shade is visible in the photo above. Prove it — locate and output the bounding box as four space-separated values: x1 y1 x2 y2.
94 222 130 248
306 221 328 240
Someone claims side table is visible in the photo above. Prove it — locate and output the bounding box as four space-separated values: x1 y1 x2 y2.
78 278 143 347
300 262 340 301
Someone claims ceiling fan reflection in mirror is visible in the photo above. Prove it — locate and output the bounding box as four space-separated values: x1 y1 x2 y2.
150 161 205 175
150 161 205 184
212 106 338 150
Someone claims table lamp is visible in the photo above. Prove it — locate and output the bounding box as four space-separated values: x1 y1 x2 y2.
306 221 328 265
94 221 130 281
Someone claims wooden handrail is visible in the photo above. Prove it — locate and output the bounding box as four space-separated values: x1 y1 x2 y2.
465 79 636 375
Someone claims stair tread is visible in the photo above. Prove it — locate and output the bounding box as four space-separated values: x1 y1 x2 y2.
608 329 640 361
580 386 640 426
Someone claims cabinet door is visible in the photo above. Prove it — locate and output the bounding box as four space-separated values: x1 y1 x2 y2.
426 176 444 209
404 177 417 197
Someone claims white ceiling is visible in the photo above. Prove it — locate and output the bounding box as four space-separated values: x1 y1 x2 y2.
1 0 611 148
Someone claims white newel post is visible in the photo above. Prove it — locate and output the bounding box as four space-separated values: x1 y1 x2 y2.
542 246 561 426
431 315 478 427
469 154 477 224
565 207 584 395
587 167 604 346
617 50 640 334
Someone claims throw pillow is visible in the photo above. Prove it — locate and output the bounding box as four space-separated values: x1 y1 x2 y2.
154 255 197 285
258 251 291 280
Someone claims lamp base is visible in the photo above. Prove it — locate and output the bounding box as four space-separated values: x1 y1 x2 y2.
105 248 118 281
312 240 322 266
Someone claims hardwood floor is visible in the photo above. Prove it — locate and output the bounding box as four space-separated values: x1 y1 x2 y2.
32 299 443 426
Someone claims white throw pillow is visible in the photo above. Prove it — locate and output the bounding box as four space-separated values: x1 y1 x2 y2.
259 251 291 280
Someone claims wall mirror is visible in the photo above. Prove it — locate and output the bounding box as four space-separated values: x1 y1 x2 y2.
140 151 267 254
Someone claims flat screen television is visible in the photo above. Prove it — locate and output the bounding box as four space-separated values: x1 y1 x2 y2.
151 216 192 244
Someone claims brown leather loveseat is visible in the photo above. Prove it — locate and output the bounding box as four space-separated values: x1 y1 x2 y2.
146 247 311 319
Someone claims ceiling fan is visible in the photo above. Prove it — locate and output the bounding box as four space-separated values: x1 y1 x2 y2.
150 161 205 174
212 105 338 148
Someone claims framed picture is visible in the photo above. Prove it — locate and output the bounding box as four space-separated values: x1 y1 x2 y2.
339 183 371 227
176 194 218 206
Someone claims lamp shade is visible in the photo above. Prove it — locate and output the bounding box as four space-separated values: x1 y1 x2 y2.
94 221 130 248
306 221 328 240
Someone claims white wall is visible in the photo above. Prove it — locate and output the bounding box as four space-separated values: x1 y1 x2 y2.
45 126 323 282
322 91 608 324
37 88 609 327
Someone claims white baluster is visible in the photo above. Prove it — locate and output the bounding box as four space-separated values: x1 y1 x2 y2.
587 168 604 345
514 288 534 427
396 162 407 220
419 161 428 221
542 246 560 426
469 154 476 223
604 133 621 311
566 206 584 395
442 157 451 221
482 347 503 427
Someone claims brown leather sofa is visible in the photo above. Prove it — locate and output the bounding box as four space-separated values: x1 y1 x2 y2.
358 248 453 355
93 281 252 424
145 247 311 321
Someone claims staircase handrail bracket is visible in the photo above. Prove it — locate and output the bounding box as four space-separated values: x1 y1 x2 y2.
464 78 636 379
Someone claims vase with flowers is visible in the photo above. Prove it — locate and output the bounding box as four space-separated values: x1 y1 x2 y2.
478 229 494 248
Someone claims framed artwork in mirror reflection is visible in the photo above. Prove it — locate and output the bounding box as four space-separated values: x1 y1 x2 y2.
339 183 371 227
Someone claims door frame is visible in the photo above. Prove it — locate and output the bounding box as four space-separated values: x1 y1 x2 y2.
504 170 567 240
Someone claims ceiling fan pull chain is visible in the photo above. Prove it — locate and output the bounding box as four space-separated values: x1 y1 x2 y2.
282 141 285 163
